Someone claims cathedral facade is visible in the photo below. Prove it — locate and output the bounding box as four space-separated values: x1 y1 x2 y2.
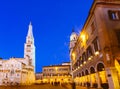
0 22 35 85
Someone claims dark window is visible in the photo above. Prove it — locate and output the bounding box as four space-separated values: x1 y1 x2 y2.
85 70 89 75
87 46 93 58
77 60 80 67
108 10 120 20
10 69 14 75
90 67 95 74
43 69 46 71
82 71 84 76
93 38 99 52
79 56 82 62
91 22 95 34
27 45 31 47
97 63 105 72
82 52 86 62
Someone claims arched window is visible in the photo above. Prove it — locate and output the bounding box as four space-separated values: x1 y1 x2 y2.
82 71 84 76
85 70 89 75
97 63 105 72
90 67 95 74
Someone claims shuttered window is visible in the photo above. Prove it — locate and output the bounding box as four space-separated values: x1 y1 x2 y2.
93 38 99 52
108 10 120 20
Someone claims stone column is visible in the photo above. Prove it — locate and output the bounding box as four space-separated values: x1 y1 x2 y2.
85 76 88 87
96 72 101 88
84 76 86 87
106 67 120 89
90 74 93 87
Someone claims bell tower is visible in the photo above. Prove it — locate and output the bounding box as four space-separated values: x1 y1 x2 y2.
69 28 78 55
24 22 35 72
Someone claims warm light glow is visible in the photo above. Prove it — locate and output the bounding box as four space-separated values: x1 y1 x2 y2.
88 57 91 60
90 74 96 83
84 61 86 64
80 33 88 47
72 52 75 57
55 67 58 70
81 34 86 42
95 51 99 56
88 56 93 60
115 60 120 71
80 64 82 67
99 71 107 83
72 52 76 60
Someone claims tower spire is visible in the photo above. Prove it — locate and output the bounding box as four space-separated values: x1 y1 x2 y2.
72 27 75 33
27 21 33 38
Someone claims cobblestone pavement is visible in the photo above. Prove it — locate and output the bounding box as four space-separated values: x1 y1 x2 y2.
76 86 100 89
0 84 66 89
64 85 99 89
0 84 100 89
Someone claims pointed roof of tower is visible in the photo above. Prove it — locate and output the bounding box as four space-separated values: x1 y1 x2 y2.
27 21 33 38
71 27 77 35
72 28 75 33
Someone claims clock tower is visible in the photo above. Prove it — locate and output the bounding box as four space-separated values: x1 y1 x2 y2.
69 28 78 55
24 22 35 72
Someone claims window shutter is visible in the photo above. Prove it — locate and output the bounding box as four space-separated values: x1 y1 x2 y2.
118 11 120 19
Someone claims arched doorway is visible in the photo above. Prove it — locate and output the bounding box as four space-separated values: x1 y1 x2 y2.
90 67 96 88
97 63 108 89
85 69 90 87
97 63 104 71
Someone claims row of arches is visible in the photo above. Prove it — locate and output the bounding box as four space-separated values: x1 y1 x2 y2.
74 62 109 89
74 62 105 77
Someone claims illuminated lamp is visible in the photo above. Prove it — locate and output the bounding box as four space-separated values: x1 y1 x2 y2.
81 34 86 42
88 57 91 60
72 52 76 60
95 51 99 56
84 61 86 64
72 53 75 57
88 56 93 60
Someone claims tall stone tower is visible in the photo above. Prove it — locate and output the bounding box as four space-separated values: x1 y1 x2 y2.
24 22 35 72
69 28 78 78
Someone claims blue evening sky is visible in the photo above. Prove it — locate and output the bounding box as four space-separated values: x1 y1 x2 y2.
0 0 93 72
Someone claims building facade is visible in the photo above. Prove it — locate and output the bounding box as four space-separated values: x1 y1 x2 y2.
69 0 120 89
36 72 43 80
38 62 71 85
0 22 35 85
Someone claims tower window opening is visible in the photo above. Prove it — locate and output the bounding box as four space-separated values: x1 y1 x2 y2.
27 45 31 47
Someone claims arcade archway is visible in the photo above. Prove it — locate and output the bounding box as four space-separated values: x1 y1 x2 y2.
96 63 108 89
90 67 96 87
